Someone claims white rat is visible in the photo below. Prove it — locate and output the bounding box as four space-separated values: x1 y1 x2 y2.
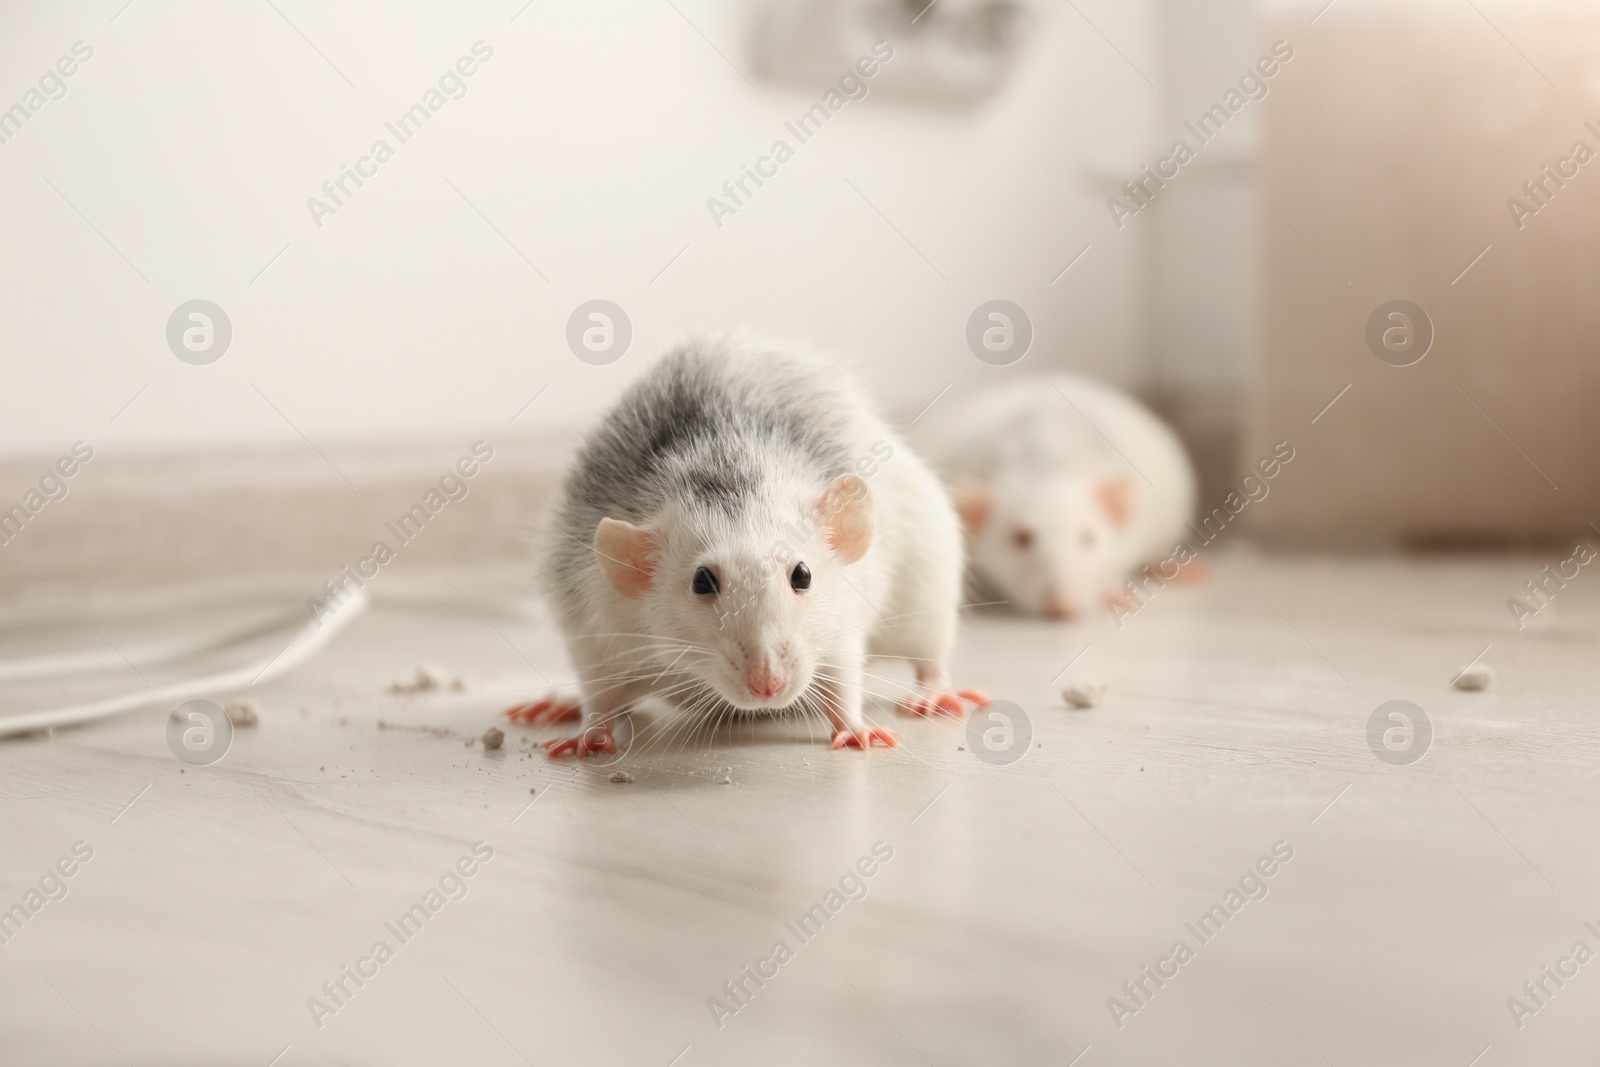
910 374 1199 619
506 334 988 756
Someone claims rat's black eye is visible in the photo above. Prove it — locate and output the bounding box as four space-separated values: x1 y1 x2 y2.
692 566 719 596
790 562 811 591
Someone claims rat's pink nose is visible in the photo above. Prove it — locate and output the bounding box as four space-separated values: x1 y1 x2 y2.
746 663 786 700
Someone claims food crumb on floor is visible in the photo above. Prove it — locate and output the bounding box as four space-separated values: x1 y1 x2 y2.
391 664 450 694
721 776 732 785
1454 663 1494 691
377 720 454 739
610 770 634 783
481 727 505 750
1062 681 1108 709
224 700 260 727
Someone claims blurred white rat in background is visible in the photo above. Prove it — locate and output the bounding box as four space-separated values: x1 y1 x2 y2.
911 374 1200 619
505 334 988 756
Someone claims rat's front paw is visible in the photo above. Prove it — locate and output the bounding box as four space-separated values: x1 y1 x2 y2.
831 726 900 750
543 724 616 758
505 695 582 724
897 688 991 718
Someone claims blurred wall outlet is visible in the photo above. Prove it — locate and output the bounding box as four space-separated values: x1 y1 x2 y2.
754 0 1032 105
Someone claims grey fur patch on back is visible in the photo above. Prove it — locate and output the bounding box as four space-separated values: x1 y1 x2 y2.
559 336 856 532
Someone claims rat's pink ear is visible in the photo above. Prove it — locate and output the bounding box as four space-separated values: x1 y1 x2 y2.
952 482 992 535
594 518 656 598
818 474 873 565
1097 476 1134 528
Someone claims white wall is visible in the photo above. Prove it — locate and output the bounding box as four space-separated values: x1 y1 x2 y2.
0 0 1160 454
1149 0 1262 400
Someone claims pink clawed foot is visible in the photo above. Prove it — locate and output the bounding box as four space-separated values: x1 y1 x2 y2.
504 696 582 724
543 724 616 759
897 688 992 718
831 726 900 750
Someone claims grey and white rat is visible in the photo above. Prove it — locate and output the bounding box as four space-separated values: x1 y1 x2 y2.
507 333 987 756
910 374 1199 619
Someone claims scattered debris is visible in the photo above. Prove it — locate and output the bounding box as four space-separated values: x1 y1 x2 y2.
957 744 966 751
390 664 450 694
721 776 733 785
224 700 260 727
376 720 454 739
1454 664 1494 692
609 770 634 783
481 727 505 750
529 787 537 794
1062 681 1108 709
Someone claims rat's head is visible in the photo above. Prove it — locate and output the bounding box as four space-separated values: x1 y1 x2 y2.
591 473 873 710
954 471 1133 619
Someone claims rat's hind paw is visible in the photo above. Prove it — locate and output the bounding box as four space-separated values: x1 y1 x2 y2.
831 726 900 750
543 726 616 759
504 696 582 725
897 688 990 718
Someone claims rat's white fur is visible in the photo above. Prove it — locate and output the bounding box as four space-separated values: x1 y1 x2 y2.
911 374 1196 617
542 333 963 747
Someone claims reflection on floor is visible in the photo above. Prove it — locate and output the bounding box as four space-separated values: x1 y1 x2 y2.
2 550 1596 1067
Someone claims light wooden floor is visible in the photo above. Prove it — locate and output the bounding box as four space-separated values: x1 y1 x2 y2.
2 550 1597 1066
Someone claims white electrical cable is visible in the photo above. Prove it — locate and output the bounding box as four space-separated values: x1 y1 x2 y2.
0 606 305 684
0 580 319 633
0 580 539 635
0 588 370 738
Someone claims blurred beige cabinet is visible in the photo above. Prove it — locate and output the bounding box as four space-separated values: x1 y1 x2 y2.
1248 4 1600 545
